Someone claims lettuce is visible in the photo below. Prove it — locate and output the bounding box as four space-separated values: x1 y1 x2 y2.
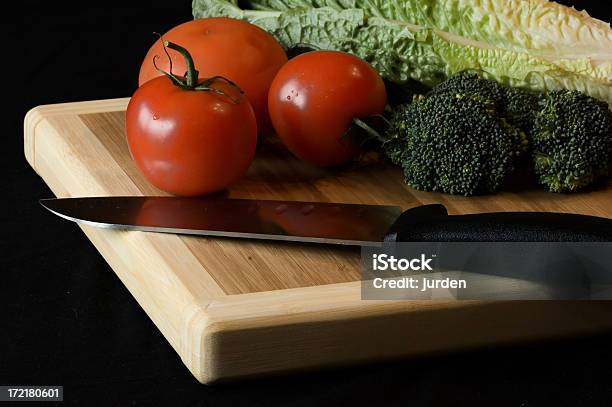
249 0 612 83
192 0 612 105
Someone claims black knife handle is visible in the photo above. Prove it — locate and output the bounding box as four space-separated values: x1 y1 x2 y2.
384 204 612 242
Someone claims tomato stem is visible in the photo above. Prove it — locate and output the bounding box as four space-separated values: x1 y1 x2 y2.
152 38 245 104
164 41 199 88
352 117 387 143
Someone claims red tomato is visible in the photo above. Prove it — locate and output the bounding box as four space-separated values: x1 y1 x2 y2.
139 18 288 133
126 69 257 196
268 50 386 166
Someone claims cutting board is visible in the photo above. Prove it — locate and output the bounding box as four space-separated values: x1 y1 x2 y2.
24 98 612 383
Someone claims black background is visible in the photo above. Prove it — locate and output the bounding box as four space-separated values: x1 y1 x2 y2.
5 1 612 405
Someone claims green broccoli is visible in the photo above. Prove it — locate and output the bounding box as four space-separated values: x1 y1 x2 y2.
531 90 612 192
384 91 524 196
430 72 533 152
383 72 611 196
503 87 542 135
430 72 506 110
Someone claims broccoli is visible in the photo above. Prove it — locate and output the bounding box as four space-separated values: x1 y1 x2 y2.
503 87 542 135
383 72 611 196
531 90 612 192
430 72 533 152
430 72 506 109
384 91 524 196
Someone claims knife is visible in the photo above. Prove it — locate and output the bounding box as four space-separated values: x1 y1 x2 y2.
40 197 612 245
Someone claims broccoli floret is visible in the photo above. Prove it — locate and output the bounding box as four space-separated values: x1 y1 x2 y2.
384 91 523 196
430 72 506 109
531 90 612 192
503 87 542 135
430 72 532 154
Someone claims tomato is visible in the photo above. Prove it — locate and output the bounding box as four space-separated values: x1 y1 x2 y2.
139 18 287 133
268 50 386 167
127 42 257 196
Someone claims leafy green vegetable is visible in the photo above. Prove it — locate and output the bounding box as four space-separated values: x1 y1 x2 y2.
193 0 612 106
249 0 612 83
531 90 612 192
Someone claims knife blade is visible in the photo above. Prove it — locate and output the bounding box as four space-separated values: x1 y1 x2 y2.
40 196 402 246
40 197 612 245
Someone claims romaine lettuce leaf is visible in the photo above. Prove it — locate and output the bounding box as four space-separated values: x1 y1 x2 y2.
192 0 612 105
249 0 612 83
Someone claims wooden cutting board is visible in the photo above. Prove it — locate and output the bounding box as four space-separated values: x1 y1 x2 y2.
24 98 612 383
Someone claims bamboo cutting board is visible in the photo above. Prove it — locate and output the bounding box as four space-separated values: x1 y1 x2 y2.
24 98 612 383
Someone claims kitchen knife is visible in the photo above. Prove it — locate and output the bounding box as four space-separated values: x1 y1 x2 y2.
40 197 612 245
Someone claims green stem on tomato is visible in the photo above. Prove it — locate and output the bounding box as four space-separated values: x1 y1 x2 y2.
152 37 245 104
164 41 199 88
352 117 386 143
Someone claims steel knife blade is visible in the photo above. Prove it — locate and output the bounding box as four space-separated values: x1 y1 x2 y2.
40 196 402 246
40 197 612 244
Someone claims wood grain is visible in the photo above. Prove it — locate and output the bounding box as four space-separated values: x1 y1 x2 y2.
78 110 612 294
24 98 612 383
